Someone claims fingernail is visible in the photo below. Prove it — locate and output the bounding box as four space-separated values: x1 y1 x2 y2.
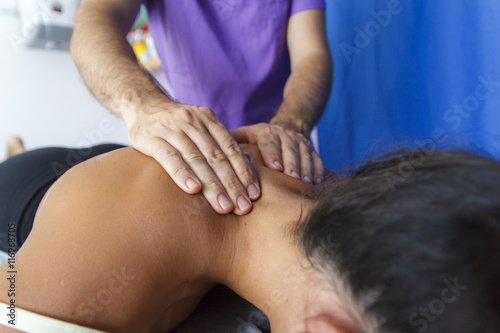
316 177 323 184
247 184 259 199
185 178 200 191
218 194 232 210
304 176 312 184
291 171 300 179
273 161 283 170
237 196 251 211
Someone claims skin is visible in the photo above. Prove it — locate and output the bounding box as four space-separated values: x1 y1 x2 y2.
70 0 332 215
6 137 24 158
0 145 354 333
233 9 333 185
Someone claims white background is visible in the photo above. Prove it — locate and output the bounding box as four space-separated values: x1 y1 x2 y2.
0 0 129 159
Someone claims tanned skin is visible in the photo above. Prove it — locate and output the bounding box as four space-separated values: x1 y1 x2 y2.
0 145 352 333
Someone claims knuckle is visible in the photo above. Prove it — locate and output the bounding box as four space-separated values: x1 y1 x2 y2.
206 149 227 164
200 107 218 123
300 139 311 149
238 167 256 182
177 108 195 124
253 122 266 130
172 165 192 178
183 152 206 164
300 144 313 155
272 127 284 136
301 152 313 163
204 179 223 192
158 148 180 162
259 138 277 149
264 129 278 139
224 180 242 193
284 144 299 157
302 167 313 175
303 138 314 148
158 117 174 131
223 141 242 158
145 124 159 136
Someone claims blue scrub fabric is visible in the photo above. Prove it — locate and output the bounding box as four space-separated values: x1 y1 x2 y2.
319 0 500 171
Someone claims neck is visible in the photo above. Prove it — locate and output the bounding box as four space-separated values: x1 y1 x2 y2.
204 163 329 331
185 149 359 332
223 177 315 331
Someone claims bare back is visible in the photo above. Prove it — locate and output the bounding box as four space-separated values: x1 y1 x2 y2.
0 148 225 332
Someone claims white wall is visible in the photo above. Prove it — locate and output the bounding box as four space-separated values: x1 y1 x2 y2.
0 1 129 159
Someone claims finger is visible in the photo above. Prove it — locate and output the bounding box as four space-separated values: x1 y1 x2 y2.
298 141 314 184
187 126 256 215
163 131 238 215
256 131 284 172
232 125 284 172
229 127 250 143
280 131 301 180
142 137 202 194
220 138 261 203
311 150 325 184
210 123 261 201
199 110 261 205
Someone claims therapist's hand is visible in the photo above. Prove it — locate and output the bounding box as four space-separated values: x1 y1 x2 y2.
230 123 324 185
127 100 260 215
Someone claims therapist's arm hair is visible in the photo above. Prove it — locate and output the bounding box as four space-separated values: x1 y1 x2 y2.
270 9 333 137
70 0 170 124
71 0 261 216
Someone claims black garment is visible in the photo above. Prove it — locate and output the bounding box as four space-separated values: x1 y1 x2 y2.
0 144 125 252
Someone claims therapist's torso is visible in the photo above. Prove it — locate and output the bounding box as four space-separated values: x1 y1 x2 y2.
143 0 323 129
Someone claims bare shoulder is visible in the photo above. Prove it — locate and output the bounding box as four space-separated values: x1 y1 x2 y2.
35 147 210 232
0 147 217 330
47 147 174 203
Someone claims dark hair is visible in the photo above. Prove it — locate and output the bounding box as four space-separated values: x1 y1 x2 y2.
299 149 500 332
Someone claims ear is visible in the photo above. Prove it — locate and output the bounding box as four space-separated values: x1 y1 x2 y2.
304 314 358 333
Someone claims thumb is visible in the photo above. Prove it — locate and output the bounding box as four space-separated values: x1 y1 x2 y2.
229 127 250 143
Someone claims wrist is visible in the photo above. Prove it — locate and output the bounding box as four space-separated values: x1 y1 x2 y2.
270 116 312 137
118 92 177 126
139 93 178 113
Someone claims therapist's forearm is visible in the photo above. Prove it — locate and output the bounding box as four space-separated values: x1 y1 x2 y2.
270 54 333 137
70 4 170 125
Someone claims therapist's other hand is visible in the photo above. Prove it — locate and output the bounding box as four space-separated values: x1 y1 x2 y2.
127 100 260 215
230 123 324 185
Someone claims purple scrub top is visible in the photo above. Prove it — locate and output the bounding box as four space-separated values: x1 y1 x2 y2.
143 0 325 129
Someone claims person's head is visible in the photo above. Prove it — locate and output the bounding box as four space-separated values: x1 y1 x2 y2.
296 149 500 332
